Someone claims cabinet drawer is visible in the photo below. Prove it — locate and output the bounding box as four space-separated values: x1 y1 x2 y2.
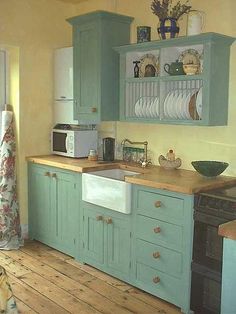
136 239 182 277
136 215 183 250
136 262 181 306
136 189 184 224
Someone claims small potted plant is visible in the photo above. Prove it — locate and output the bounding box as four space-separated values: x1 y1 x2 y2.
151 0 191 39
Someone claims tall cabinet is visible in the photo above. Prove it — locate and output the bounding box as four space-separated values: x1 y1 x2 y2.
67 11 133 124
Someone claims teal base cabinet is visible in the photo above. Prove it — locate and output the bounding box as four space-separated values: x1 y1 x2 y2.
28 163 81 257
81 202 131 281
67 11 133 124
221 238 236 314
132 185 194 314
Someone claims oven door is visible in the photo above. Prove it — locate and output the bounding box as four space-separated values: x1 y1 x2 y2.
193 211 227 272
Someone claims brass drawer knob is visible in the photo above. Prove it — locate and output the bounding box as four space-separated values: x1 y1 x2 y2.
154 201 162 208
153 276 160 284
91 107 97 113
153 227 161 233
96 215 103 221
52 173 57 179
44 172 50 177
104 217 113 224
153 251 160 259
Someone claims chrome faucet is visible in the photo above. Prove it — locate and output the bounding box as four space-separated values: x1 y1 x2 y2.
121 138 151 167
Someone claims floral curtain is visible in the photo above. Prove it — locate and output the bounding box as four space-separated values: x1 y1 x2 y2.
0 110 22 250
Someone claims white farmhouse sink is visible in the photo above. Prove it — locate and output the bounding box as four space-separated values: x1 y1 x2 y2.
82 169 141 214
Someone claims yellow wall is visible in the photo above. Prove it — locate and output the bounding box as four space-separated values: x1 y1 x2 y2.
73 0 236 177
0 0 78 225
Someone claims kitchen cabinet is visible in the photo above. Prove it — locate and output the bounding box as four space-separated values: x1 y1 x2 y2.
115 32 235 126
82 201 131 281
67 11 133 124
28 163 81 257
132 184 194 314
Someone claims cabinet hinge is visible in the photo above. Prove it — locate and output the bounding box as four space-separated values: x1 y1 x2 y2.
83 242 85 248
83 215 85 221
129 261 131 269
130 231 132 238
73 238 76 244
74 183 76 189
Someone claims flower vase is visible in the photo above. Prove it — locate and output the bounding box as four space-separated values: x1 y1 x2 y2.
157 18 179 40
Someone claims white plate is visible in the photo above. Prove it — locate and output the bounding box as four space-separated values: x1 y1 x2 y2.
175 91 184 119
196 87 203 118
153 97 160 117
163 92 171 118
167 91 176 119
134 98 142 117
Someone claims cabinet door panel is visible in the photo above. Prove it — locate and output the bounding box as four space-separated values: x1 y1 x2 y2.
107 216 130 276
29 166 52 243
83 208 104 265
74 22 99 119
56 171 77 256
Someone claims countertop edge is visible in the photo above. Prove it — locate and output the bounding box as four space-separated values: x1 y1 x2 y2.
219 220 236 240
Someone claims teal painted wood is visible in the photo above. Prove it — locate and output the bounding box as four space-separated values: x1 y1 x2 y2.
115 32 235 126
67 11 133 123
83 205 105 266
55 171 79 256
132 184 194 314
28 163 81 257
28 164 52 244
106 214 131 277
81 201 131 280
221 238 236 314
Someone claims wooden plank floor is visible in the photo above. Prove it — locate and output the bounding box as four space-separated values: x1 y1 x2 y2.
0 240 182 314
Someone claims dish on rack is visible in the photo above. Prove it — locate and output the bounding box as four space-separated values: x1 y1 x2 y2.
196 87 203 118
178 49 201 69
139 53 159 77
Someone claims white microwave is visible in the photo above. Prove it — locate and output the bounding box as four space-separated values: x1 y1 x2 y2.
52 128 97 158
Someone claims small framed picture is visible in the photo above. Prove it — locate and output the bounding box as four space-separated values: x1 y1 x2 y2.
137 26 151 43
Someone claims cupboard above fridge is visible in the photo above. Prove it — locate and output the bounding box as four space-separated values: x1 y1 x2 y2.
115 32 235 126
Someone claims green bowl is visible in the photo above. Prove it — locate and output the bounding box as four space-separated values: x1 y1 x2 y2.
191 161 229 177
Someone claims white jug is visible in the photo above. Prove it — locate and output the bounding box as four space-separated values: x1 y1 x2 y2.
187 10 205 36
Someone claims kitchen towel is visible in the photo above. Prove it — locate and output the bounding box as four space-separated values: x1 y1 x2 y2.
0 109 22 250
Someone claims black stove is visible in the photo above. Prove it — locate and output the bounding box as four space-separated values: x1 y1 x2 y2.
191 185 236 314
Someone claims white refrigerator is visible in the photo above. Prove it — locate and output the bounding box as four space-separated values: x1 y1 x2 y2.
53 46 78 125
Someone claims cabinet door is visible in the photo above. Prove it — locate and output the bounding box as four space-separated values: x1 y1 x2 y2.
73 21 99 122
28 165 52 244
83 207 104 266
54 170 78 256
106 215 131 277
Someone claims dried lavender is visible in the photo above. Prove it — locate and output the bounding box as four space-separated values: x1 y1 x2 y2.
151 0 191 20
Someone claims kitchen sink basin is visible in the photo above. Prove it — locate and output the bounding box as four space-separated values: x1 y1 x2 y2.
82 169 141 214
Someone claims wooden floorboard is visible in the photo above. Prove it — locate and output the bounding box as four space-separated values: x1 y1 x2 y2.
1 240 181 314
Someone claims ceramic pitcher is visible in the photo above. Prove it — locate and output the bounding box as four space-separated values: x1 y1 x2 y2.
187 10 205 36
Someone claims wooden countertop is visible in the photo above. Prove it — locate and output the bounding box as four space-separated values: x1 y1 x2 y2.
219 220 236 240
27 155 236 195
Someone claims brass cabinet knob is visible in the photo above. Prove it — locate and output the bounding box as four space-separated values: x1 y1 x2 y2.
44 172 50 177
153 227 161 233
52 173 57 179
91 107 97 113
96 215 103 221
153 251 160 259
154 201 162 208
153 277 160 284
104 217 113 224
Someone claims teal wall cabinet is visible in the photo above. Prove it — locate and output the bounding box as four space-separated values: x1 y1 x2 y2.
67 11 133 124
132 184 194 314
28 163 81 257
82 202 131 281
115 33 235 126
